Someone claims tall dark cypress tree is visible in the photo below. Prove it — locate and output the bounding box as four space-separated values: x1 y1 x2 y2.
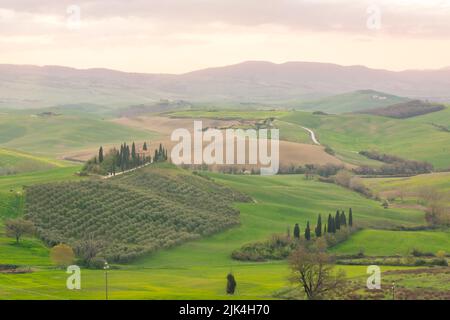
131 142 136 164
126 144 130 169
305 221 311 240
98 146 104 163
327 214 333 233
349 208 353 227
293 223 300 239
330 216 336 233
335 210 341 230
324 224 327 234
341 212 347 227
315 214 322 237
226 273 237 295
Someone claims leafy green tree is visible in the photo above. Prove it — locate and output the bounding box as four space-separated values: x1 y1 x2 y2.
226 273 237 295
293 223 300 239
5 219 35 243
305 221 311 240
315 214 322 237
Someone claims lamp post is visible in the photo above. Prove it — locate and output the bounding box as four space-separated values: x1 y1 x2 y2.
104 261 110 300
391 281 396 300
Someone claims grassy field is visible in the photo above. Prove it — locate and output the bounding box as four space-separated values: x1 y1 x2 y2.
0 148 70 175
279 108 450 169
364 172 450 195
330 229 450 256
166 110 289 120
294 90 408 114
0 170 431 299
0 166 83 193
0 166 84 271
0 112 159 157
161 107 450 169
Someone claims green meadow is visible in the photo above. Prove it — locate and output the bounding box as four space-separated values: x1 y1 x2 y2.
0 113 158 156
0 148 70 175
279 107 450 169
162 107 450 168
0 169 433 299
363 172 450 196
330 229 450 256
0 106 449 300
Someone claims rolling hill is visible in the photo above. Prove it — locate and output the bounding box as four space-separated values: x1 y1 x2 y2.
24 164 251 262
0 148 69 176
2 62 450 109
295 90 409 114
279 107 450 169
0 166 432 299
360 100 446 118
0 112 158 157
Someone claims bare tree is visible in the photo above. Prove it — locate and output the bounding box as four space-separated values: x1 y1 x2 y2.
288 240 347 300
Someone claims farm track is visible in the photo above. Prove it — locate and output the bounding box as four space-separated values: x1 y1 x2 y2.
300 126 320 145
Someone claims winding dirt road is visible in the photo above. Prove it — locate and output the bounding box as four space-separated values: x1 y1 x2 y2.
301 126 320 145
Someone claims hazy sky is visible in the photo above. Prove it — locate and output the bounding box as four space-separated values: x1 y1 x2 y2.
1 0 450 73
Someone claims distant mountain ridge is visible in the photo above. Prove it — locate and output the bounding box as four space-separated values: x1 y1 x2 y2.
1 61 450 109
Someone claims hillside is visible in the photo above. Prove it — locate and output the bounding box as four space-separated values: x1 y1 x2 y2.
24 164 251 262
0 148 68 176
360 100 446 118
279 107 450 169
0 112 158 156
295 90 409 114
2 62 450 109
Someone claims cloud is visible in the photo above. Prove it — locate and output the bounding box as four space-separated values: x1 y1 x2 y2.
1 0 450 73
1 0 450 37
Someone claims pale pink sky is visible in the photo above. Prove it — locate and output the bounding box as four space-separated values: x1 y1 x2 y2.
1 0 449 73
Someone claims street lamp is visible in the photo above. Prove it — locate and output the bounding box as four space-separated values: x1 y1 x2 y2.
391 281 396 300
104 261 110 300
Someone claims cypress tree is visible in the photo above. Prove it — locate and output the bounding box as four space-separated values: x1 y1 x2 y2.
293 223 300 239
349 208 353 227
335 210 341 230
131 142 136 164
324 224 327 234
315 214 322 237
98 146 104 163
330 216 336 233
226 273 237 295
327 214 333 233
341 212 347 227
305 221 311 240
143 142 148 151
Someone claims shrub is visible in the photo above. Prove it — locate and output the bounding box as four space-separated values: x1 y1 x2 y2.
50 244 75 267
430 258 448 266
414 259 427 266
